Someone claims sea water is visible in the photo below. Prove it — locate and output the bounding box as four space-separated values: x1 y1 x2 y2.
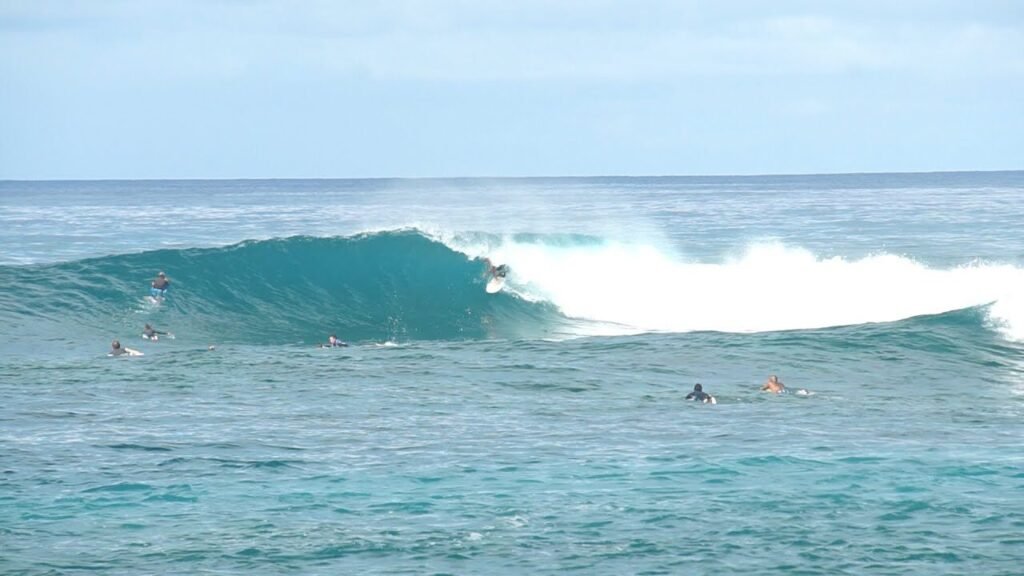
1 174 1023 574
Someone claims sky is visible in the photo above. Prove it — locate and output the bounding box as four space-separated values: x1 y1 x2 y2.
1 0 1022 179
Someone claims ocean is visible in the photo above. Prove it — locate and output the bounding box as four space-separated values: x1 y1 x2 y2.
1 173 1022 575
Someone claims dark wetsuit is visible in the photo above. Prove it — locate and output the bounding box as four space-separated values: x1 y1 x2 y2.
686 383 713 402
686 390 712 402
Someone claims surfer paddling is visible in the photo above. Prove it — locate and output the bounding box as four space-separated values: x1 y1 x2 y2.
685 383 717 404
320 334 348 348
110 340 142 357
761 375 786 394
761 374 811 396
142 323 172 341
150 271 170 299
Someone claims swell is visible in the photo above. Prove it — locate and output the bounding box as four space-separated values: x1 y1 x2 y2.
0 230 1020 349
741 308 1022 372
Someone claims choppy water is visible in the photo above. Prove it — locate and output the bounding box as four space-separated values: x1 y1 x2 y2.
2 173 1023 574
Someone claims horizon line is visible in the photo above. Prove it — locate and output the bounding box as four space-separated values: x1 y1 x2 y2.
1 168 1022 184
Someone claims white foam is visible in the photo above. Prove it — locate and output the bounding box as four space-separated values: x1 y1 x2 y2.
445 235 1024 338
987 293 1024 342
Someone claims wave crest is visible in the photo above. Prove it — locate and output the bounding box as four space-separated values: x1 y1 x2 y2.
1 230 1021 345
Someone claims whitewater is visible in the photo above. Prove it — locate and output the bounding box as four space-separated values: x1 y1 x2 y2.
449 233 1024 337
2 173 1023 575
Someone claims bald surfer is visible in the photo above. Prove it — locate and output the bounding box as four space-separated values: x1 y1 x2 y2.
761 374 811 396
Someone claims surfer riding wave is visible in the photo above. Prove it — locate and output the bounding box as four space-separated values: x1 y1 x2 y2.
483 258 509 279
482 258 509 294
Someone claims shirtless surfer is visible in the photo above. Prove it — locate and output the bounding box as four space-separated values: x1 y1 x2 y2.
150 271 170 299
761 374 786 394
320 334 348 348
761 374 810 395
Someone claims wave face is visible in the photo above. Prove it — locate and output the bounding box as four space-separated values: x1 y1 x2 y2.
2 229 1022 346
0 231 565 345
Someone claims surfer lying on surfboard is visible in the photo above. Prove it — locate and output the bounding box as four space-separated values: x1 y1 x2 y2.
319 334 348 348
142 323 173 341
150 271 170 299
110 340 143 357
761 374 811 396
685 383 717 404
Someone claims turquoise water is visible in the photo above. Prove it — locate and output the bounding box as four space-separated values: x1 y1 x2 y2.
2 174 1023 574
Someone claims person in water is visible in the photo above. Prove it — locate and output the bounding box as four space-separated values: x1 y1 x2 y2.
142 323 169 341
685 383 717 404
320 334 348 348
110 339 141 356
483 258 509 279
150 271 170 298
110 340 127 356
761 374 787 394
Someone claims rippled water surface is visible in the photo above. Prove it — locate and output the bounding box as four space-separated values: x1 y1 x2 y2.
2 174 1023 574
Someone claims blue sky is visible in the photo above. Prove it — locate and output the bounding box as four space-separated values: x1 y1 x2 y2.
1 1 1022 179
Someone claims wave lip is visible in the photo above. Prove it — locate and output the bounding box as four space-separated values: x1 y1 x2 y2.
439 236 1024 339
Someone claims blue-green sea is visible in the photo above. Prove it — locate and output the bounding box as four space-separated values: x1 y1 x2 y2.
1 173 1023 575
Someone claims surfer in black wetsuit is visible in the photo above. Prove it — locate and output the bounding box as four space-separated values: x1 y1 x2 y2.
110 340 141 356
150 271 170 298
143 323 169 341
685 383 716 404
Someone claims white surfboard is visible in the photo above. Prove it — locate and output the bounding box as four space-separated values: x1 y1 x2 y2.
486 276 505 293
109 348 144 357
